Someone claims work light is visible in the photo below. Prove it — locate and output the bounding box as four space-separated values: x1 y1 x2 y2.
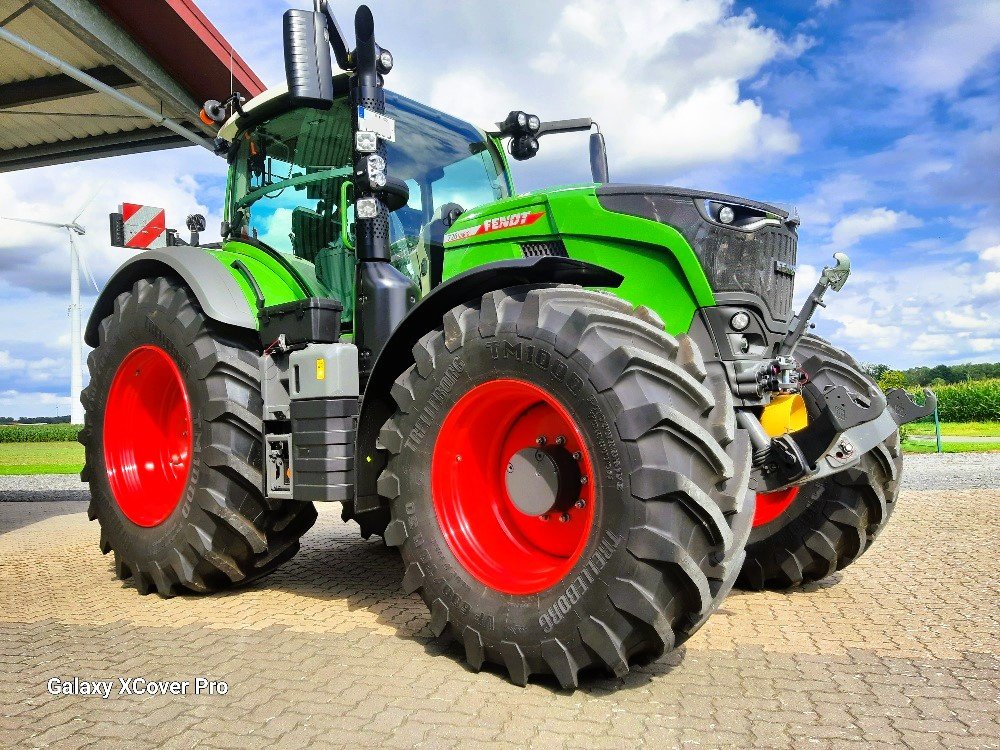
356 197 378 219
366 154 387 188
355 131 377 153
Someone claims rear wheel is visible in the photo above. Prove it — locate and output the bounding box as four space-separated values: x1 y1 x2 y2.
80 276 316 595
377 286 753 687
738 335 903 590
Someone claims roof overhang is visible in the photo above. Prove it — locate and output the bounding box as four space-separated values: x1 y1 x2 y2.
0 0 265 173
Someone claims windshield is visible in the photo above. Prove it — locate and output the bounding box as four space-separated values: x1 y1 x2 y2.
228 91 510 318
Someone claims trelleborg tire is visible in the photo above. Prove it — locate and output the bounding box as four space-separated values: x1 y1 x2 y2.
376 285 753 687
737 335 903 591
79 276 316 596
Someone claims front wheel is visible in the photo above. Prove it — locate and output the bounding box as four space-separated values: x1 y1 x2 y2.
377 286 753 687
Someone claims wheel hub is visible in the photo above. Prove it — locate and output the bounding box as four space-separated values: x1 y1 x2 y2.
505 446 581 517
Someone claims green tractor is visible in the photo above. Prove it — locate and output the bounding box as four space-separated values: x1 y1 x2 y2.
80 3 933 687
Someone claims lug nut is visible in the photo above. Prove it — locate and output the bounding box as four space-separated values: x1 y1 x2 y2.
555 435 566 446
507 463 513 473
559 513 570 523
575 499 586 509
572 451 582 461
540 514 549 521
580 476 588 485
536 436 547 446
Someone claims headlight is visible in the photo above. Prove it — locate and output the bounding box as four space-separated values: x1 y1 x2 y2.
378 49 393 73
718 205 735 224
730 311 751 331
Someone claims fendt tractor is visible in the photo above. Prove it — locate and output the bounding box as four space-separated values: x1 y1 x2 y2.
80 3 934 687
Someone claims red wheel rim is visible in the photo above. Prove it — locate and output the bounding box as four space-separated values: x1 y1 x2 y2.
431 379 595 595
104 345 193 527
753 487 800 527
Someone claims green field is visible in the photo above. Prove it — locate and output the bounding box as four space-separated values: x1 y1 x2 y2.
0 441 84 475
0 421 996 474
907 421 1000 437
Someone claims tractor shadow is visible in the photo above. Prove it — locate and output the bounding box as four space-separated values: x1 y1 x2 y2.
256 510 684 693
0 492 89 535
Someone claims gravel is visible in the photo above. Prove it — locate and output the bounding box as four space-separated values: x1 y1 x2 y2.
0 474 89 502
897 451 999 491
0 452 996 502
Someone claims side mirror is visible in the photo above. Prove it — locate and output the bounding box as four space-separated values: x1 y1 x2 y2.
590 131 610 184
283 10 334 109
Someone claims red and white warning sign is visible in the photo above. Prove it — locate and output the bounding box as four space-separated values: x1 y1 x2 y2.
119 203 167 249
443 210 545 244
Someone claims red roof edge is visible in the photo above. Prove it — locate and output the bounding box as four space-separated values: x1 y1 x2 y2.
98 0 267 108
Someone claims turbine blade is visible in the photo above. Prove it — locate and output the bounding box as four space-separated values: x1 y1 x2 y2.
72 180 107 223
0 216 66 229
77 243 100 292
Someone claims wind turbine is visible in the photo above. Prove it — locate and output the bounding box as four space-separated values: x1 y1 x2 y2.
1 187 102 425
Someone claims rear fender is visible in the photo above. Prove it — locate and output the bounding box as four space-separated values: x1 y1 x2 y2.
353 256 623 513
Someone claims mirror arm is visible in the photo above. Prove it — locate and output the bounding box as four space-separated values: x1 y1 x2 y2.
320 0 354 70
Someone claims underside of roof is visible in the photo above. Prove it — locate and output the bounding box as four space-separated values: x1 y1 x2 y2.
0 0 265 172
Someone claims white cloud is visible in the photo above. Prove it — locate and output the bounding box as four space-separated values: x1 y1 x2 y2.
407 0 804 173
826 314 903 351
886 1 1000 96
796 173 872 228
828 207 922 250
0 148 222 297
981 245 1000 265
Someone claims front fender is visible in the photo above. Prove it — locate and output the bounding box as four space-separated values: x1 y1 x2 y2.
84 247 257 347
353 256 623 513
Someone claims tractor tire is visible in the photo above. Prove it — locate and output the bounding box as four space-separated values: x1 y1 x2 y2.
340 500 389 540
80 276 316 596
377 285 753 687
737 335 903 591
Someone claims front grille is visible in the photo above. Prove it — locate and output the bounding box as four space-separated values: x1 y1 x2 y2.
692 222 797 322
596 187 797 323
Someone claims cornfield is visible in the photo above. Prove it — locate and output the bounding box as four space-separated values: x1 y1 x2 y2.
915 379 1000 423
0 424 81 443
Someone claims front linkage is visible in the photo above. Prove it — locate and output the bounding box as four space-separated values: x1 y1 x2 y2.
728 252 935 493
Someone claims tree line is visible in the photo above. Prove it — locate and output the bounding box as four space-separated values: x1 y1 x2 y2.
862 361 1000 388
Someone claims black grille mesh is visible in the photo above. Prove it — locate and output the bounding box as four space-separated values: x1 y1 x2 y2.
597 191 797 323
521 240 568 258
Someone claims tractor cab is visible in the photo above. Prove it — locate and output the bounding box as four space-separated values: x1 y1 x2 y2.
221 86 512 322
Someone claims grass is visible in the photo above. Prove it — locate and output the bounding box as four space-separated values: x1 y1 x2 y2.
0 441 84 475
902 440 1000 454
906 421 1000 437
0 424 995 473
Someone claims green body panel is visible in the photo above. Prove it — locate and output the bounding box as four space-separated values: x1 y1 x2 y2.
442 185 716 335
211 240 316 320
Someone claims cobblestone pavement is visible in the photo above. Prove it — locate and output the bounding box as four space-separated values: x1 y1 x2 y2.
1 454 998 749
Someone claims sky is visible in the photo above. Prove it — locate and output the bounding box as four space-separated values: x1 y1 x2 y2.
0 0 997 417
